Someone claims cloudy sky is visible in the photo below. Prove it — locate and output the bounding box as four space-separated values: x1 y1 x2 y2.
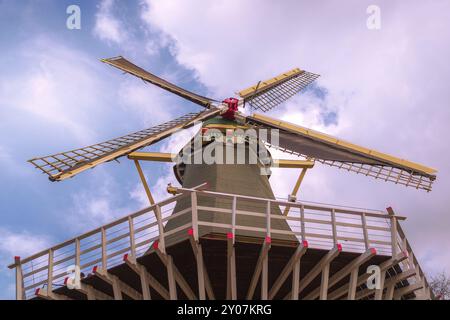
0 0 449 299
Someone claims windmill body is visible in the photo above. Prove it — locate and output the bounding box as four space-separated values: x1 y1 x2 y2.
9 56 437 300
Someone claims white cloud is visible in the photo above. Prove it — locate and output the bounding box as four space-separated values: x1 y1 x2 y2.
0 36 107 144
141 0 450 275
93 0 128 45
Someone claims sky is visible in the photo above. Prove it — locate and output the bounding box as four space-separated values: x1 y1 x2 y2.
0 0 449 299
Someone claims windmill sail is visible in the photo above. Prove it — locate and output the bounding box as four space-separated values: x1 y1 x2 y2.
238 68 319 112
102 56 216 108
29 108 221 181
246 113 437 191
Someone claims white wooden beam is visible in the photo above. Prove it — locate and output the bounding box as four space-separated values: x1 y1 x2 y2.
305 248 376 300
393 282 424 300
269 240 308 299
154 242 197 300
355 268 416 300
327 252 407 300
123 254 169 300
284 244 342 299
246 237 271 300
35 287 72 300
226 233 237 300
92 266 142 300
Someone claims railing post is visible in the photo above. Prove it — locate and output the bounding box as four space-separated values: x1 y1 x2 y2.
191 191 199 241
128 216 136 258
75 238 80 268
361 213 370 250
47 249 54 294
14 257 24 300
387 207 398 258
266 201 271 239
101 227 107 269
300 205 305 242
331 209 337 245
155 205 166 254
231 196 237 244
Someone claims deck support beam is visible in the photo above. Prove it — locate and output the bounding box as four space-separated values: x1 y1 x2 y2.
93 267 142 300
305 248 376 300
246 238 271 300
72 281 113 300
393 283 424 300
188 231 215 300
269 241 308 300
35 288 72 300
285 244 342 299
327 252 407 300
355 268 416 300
123 254 169 300
226 234 237 300
154 242 197 300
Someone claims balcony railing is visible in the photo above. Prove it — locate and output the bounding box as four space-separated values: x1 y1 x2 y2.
8 185 430 300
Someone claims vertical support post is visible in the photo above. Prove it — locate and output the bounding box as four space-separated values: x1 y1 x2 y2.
155 205 166 254
196 243 206 300
347 268 359 300
101 227 107 269
261 254 268 300
291 259 300 300
134 160 155 205
374 270 386 300
226 237 237 300
47 249 54 294
14 256 24 300
75 238 81 269
231 196 237 244
266 200 271 238
139 265 151 300
167 255 177 300
112 277 123 300
331 209 337 245
361 213 370 250
385 284 395 300
128 216 136 259
191 191 199 241
300 205 306 242
387 207 398 258
320 263 330 300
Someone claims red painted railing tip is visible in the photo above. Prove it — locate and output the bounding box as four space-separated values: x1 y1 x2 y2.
370 248 377 255
337 243 343 252
188 228 194 236
92 265 98 273
64 277 69 285
227 232 234 239
35 288 41 295
123 253 129 261
302 240 309 248
153 241 159 249
265 236 272 244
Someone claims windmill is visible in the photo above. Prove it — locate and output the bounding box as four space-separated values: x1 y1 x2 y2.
17 56 437 300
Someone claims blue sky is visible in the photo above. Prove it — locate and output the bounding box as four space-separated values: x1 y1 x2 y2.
1 0 450 299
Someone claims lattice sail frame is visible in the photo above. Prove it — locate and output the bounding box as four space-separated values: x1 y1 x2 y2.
238 68 320 112
264 142 434 191
29 109 220 181
245 115 436 192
